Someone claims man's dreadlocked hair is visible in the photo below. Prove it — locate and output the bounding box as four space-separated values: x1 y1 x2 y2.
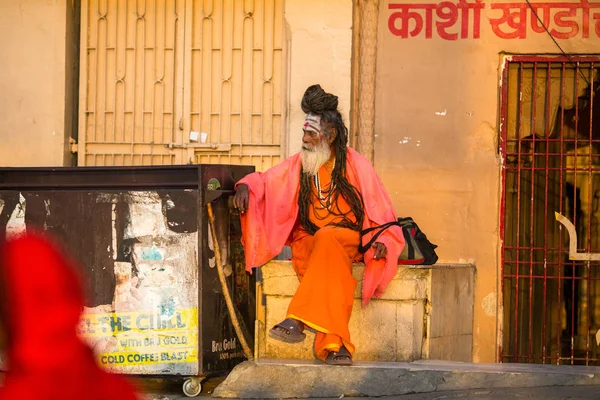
298 84 365 235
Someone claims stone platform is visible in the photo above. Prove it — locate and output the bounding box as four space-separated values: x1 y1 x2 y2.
212 359 600 398
255 261 475 362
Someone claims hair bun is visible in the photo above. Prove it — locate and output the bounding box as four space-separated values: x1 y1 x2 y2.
301 84 338 114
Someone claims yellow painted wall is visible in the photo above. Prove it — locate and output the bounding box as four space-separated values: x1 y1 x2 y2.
284 0 353 155
375 0 600 362
0 0 556 366
0 0 75 167
0 0 352 165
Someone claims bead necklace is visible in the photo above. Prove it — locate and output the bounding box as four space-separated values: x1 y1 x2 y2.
313 158 336 207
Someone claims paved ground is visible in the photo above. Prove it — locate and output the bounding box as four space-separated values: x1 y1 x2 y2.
5 367 600 399
138 376 225 399
138 382 600 400
393 386 600 400
3 373 600 399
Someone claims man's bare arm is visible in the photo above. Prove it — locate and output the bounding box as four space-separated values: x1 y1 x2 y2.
233 184 249 213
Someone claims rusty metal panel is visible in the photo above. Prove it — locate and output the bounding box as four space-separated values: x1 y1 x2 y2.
199 165 255 370
0 164 254 376
79 0 285 170
500 56 600 365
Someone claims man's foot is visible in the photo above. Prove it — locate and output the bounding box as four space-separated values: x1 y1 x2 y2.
269 318 306 343
325 345 352 366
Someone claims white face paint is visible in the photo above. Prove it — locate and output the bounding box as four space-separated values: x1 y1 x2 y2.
300 137 331 176
303 112 323 135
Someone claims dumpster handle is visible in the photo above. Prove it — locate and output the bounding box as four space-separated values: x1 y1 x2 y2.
206 202 254 361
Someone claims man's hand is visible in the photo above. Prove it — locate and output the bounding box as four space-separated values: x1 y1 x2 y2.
372 242 388 260
233 184 249 213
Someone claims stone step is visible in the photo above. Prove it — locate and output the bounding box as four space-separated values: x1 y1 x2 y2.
257 261 475 362
212 358 600 398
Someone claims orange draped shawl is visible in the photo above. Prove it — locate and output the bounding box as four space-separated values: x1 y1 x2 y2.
237 147 404 306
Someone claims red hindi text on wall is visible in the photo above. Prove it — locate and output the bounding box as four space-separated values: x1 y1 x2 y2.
387 0 600 40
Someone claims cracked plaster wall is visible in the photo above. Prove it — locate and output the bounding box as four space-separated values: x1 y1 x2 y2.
374 0 600 363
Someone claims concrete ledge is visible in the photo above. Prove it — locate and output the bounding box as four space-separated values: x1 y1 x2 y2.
212 359 600 398
262 260 432 300
258 261 475 362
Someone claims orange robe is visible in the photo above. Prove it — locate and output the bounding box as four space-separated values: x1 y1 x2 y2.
286 166 360 360
237 148 405 306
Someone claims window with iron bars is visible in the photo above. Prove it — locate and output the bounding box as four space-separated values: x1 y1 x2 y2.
500 56 600 365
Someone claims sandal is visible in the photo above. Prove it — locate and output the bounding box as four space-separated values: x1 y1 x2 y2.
325 345 352 366
269 318 306 343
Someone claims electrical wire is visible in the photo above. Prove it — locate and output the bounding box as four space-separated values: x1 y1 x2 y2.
524 0 591 86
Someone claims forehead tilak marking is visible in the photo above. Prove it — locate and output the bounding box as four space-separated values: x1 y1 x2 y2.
303 113 324 137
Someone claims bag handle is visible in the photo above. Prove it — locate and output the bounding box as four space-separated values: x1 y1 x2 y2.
359 220 398 253
360 220 397 236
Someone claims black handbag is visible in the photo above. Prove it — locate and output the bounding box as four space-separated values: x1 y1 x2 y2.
359 217 438 265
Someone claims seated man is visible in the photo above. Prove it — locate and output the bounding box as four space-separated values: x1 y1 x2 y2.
233 84 404 365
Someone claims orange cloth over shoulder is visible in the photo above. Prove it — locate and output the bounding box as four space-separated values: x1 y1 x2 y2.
237 147 405 305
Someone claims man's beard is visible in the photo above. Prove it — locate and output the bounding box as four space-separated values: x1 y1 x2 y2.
301 140 331 176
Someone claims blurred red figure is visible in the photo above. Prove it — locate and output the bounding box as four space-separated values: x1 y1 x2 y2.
0 233 139 400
